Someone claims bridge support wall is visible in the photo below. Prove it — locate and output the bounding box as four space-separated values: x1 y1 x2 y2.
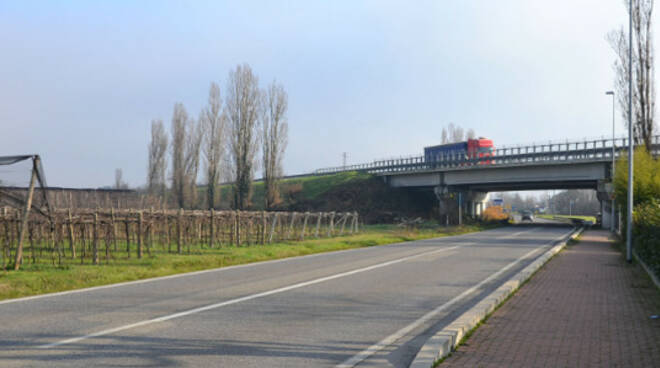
434 186 488 225
597 181 615 231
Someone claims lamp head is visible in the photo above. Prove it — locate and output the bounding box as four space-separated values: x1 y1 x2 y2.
606 91 614 95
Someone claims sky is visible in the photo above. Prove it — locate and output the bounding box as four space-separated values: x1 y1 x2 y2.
0 0 647 188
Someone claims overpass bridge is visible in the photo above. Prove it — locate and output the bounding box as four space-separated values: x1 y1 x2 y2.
313 135 660 228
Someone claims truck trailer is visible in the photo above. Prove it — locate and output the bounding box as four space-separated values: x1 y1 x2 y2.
424 138 494 163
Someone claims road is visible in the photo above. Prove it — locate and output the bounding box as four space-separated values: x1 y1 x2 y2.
0 225 573 367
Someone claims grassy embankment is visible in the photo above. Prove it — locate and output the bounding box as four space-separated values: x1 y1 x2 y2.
537 214 597 223
0 223 495 301
214 171 373 210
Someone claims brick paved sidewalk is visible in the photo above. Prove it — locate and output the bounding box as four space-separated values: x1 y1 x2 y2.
440 230 660 368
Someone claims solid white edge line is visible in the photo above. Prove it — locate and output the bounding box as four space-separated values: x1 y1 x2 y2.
0 226 512 306
334 228 571 368
38 245 462 349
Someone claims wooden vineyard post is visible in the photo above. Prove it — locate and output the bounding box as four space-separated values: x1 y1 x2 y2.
104 218 110 262
196 218 201 244
236 210 241 246
268 212 278 243
209 209 214 248
79 223 86 264
315 213 322 238
14 158 38 270
187 217 192 254
67 208 76 259
261 211 266 245
339 213 348 236
327 212 335 237
137 210 143 259
287 213 297 240
177 208 183 254
1 214 8 270
148 207 154 256
300 212 309 241
165 209 171 252
53 224 61 266
349 212 355 234
93 211 99 265
125 216 131 258
111 207 118 252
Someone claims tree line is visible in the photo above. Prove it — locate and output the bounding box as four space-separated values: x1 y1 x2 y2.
146 63 288 211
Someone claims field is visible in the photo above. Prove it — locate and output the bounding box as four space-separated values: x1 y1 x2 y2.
0 223 495 301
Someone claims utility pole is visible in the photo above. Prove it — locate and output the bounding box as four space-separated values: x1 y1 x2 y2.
626 0 634 263
606 90 616 232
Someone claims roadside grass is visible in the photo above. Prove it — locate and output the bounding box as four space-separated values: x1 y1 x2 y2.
537 214 597 223
0 223 497 302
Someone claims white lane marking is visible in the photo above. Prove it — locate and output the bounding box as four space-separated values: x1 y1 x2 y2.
0 226 509 306
38 245 462 349
335 229 572 368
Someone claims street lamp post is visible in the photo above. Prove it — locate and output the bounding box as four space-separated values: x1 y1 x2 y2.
626 0 634 263
606 91 615 232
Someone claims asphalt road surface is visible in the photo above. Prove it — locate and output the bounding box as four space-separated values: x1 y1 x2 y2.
0 225 574 367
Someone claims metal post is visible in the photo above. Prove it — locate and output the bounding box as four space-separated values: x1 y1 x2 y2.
458 192 463 226
606 90 616 232
626 0 633 263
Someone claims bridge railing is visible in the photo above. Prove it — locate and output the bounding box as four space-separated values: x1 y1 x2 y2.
313 135 660 175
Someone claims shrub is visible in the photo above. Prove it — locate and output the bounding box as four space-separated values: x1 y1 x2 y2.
614 147 660 209
633 200 660 276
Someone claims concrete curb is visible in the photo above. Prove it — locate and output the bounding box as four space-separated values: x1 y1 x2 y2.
409 227 584 368
633 250 660 291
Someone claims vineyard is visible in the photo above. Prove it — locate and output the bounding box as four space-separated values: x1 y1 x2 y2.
0 207 359 269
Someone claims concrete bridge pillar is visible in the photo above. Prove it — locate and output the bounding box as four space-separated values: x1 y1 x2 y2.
465 191 489 218
434 186 489 224
601 200 613 229
597 181 615 230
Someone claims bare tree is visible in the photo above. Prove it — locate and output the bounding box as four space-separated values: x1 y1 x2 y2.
147 119 168 196
226 64 260 210
202 82 226 210
261 80 289 210
608 0 655 151
445 123 465 143
184 116 203 208
114 168 127 189
466 128 476 139
441 128 448 144
171 103 188 209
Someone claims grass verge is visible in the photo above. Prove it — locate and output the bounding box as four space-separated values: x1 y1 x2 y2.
0 223 497 302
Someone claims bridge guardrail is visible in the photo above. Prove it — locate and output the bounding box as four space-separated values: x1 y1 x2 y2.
313 135 660 176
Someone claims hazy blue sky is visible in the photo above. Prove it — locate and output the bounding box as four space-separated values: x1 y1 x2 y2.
0 1 645 188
